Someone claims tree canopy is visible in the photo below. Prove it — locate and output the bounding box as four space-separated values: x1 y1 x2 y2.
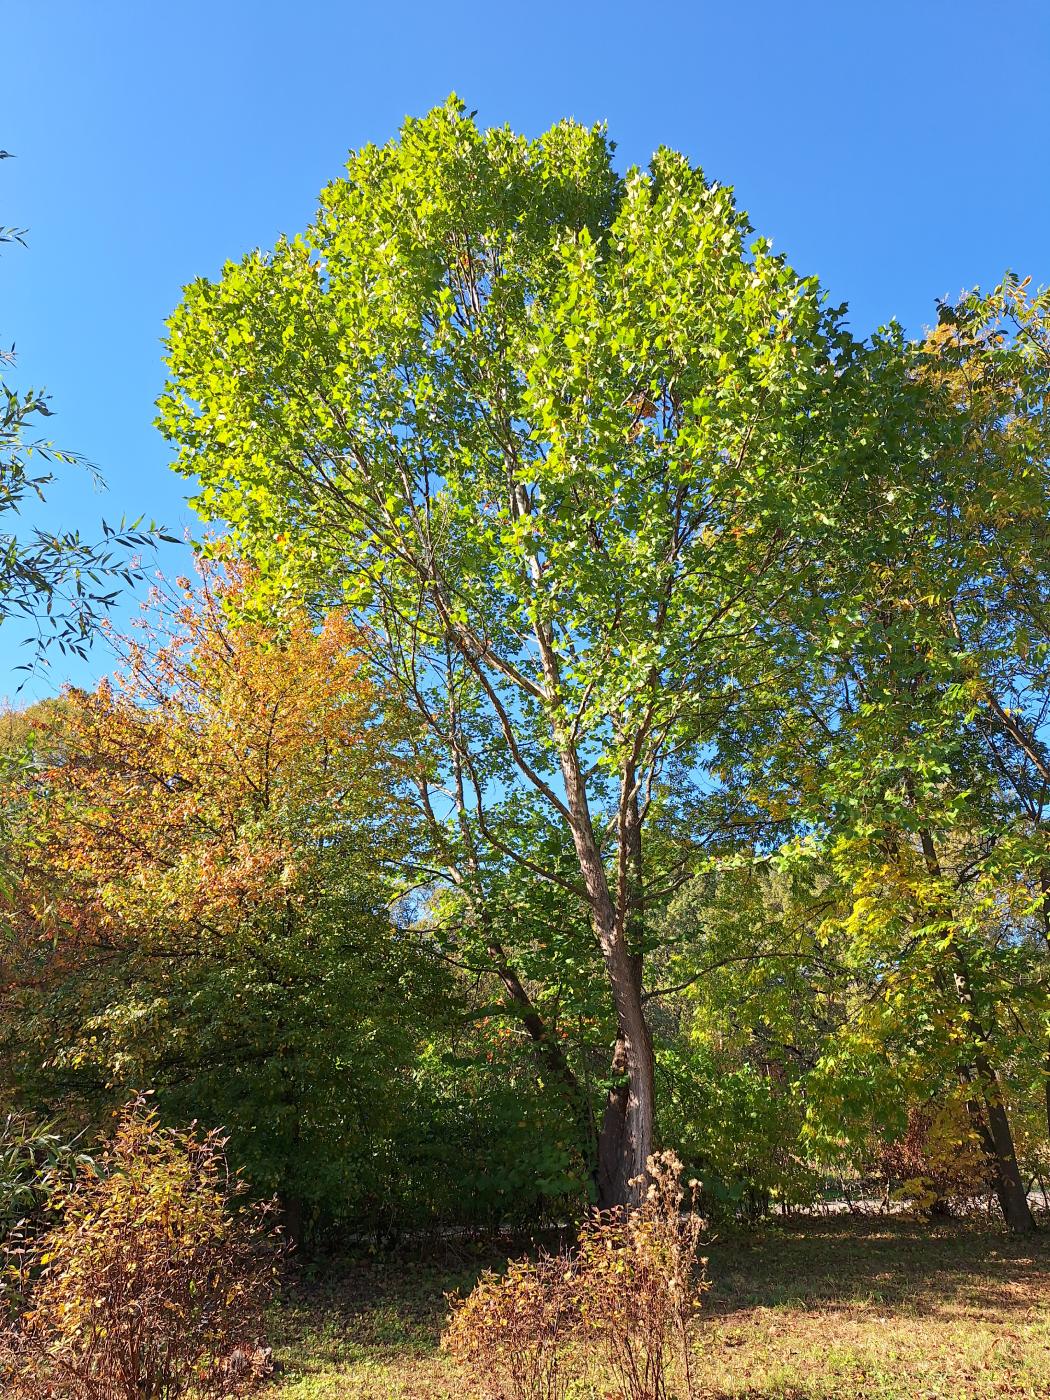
158 98 873 1203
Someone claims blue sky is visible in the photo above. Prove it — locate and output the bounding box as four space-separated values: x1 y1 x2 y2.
3 0 1049 700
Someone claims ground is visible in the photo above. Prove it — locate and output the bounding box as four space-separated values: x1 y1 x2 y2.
264 1215 1050 1399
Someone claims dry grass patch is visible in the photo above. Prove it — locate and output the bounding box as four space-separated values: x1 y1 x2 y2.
695 1217 1050 1398
265 1217 1050 1399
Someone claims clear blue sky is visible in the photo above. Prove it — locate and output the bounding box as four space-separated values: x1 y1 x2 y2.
4 0 1049 701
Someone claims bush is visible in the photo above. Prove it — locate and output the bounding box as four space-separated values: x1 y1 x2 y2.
1 1096 277 1398
878 1098 991 1215
574 1152 707 1400
445 1150 707 1400
444 1254 576 1400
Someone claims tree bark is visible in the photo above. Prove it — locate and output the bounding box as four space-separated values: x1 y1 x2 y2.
594 947 657 1209
596 1033 630 1206
977 1057 1037 1233
556 744 656 1207
950 958 1036 1233
962 1068 1036 1233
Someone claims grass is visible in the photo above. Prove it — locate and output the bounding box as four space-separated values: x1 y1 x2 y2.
263 1215 1050 1398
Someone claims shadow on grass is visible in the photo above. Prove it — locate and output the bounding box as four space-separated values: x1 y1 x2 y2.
705 1215 1050 1321
269 1245 510 1372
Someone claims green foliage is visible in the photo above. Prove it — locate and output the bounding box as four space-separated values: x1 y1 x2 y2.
0 568 592 1237
158 95 861 1207
6 105 1050 1243
158 97 843 798
0 1115 93 1248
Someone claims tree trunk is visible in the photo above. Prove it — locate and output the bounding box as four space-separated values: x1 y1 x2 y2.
588 940 655 1206
915 823 1036 1233
594 1023 655 1206
986 1107 1036 1233
556 744 656 1207
594 958 657 1208
954 978 1035 1232
954 982 1036 1233
596 1034 629 1206
962 1068 1036 1233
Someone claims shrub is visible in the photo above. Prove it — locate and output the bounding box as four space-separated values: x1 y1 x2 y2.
1 1096 277 1398
575 1152 707 1400
445 1150 707 1400
444 1254 576 1400
879 1098 991 1215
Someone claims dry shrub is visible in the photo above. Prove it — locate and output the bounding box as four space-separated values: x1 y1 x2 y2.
444 1253 576 1400
0 1096 278 1399
575 1151 707 1400
444 1150 706 1400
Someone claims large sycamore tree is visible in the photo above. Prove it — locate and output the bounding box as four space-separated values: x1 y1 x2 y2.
160 100 847 1203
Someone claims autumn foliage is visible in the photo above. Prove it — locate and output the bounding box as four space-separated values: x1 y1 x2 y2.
0 555 445 1228
878 1099 992 1215
1 1097 277 1399
16 556 403 953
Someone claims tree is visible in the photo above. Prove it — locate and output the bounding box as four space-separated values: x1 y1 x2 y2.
713 279 1050 1231
159 100 848 1203
0 557 451 1235
655 853 845 1215
921 281 1050 1151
